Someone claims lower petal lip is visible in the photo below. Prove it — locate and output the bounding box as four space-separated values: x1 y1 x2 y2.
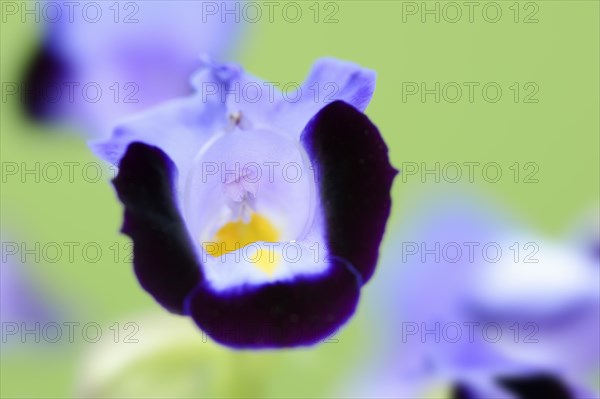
184 256 362 348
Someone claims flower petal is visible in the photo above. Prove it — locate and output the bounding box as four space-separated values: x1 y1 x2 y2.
453 375 587 399
183 127 317 248
185 256 361 348
93 92 227 184
190 58 376 138
496 374 575 399
112 142 202 313
452 380 514 399
271 58 376 137
28 1 244 134
21 44 71 121
302 57 376 112
300 101 397 283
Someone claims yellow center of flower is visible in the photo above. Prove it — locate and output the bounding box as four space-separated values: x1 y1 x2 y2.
202 213 281 275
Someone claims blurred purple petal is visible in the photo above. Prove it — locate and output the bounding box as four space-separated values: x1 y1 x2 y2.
24 0 245 136
356 189 599 397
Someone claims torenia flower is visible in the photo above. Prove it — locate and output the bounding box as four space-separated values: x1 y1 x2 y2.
24 0 244 135
352 190 599 398
94 58 397 348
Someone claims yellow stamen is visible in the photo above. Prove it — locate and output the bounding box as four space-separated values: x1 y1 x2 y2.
202 213 281 274
250 248 281 276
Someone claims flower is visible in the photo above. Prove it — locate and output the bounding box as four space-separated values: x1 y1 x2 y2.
1 257 49 326
23 0 244 136
348 189 599 398
95 58 397 348
1 232 55 349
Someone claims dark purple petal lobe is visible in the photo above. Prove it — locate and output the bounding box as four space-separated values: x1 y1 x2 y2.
497 374 574 399
21 44 70 121
301 100 397 284
186 258 361 348
452 383 477 399
112 142 201 313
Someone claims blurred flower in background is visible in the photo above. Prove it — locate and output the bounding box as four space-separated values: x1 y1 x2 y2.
566 207 600 267
1 231 57 348
346 188 600 398
22 0 246 137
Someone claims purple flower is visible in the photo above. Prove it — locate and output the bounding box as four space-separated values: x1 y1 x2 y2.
353 190 599 398
1 236 55 349
23 0 244 136
94 58 397 348
1 258 49 325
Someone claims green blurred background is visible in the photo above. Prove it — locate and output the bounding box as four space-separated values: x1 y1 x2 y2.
1 1 598 397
